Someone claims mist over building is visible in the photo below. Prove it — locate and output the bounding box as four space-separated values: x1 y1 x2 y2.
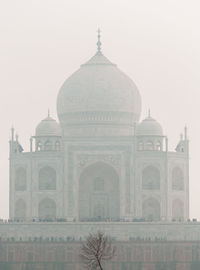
2 32 199 270
10 31 189 223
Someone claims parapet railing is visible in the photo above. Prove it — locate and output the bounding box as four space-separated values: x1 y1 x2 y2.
0 218 197 223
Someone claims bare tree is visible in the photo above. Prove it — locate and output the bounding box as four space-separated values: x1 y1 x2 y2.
80 231 116 270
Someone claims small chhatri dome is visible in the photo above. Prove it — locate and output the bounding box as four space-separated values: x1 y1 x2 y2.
36 113 61 137
57 30 142 126
136 111 163 136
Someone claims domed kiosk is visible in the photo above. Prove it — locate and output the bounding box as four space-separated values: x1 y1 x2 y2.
36 115 61 137
136 112 164 151
35 113 61 151
136 115 163 137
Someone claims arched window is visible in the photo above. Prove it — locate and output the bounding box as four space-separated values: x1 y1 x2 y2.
37 141 42 151
142 166 160 190
39 166 56 190
38 198 56 220
94 177 104 191
146 141 154 151
15 168 26 191
55 141 60 151
138 141 144 151
44 140 52 151
156 141 162 151
142 198 160 221
15 199 26 220
172 167 184 190
172 199 184 221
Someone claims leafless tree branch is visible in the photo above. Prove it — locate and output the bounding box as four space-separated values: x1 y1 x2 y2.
80 231 116 269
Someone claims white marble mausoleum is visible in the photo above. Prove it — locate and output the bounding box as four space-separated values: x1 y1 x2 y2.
9 32 189 223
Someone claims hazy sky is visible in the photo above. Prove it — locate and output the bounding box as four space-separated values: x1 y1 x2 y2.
0 0 199 219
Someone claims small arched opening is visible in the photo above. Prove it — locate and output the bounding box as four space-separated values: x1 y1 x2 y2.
36 141 42 151
39 166 56 190
55 141 60 151
15 168 26 191
138 141 144 151
172 199 184 221
156 141 162 151
38 198 56 220
172 167 184 190
15 199 26 221
146 141 154 151
142 198 160 221
44 140 52 151
142 166 160 190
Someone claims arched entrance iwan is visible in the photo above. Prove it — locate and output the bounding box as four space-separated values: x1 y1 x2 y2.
79 162 120 221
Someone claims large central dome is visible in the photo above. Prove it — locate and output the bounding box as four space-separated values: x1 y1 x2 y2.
57 37 141 130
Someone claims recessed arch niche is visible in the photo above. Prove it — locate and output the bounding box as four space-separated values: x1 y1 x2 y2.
142 166 160 190
79 162 120 221
172 199 184 221
39 166 56 190
15 167 26 191
38 198 56 220
172 167 184 190
15 199 26 220
142 198 160 221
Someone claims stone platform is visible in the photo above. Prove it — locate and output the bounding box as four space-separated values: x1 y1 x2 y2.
0 221 199 241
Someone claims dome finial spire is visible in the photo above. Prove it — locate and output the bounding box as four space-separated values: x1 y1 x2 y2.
97 28 102 54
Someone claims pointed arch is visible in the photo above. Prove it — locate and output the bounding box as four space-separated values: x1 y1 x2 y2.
39 166 56 190
142 166 160 190
79 162 120 221
36 141 42 151
38 198 56 220
138 141 144 151
44 140 52 151
142 198 160 221
156 141 162 151
172 167 184 190
15 167 26 191
172 199 184 221
146 141 154 150
15 199 26 220
55 141 60 151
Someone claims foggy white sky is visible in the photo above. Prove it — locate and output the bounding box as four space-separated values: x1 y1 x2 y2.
0 0 199 219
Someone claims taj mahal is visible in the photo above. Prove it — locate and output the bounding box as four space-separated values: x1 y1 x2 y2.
9 30 189 224
2 31 198 270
